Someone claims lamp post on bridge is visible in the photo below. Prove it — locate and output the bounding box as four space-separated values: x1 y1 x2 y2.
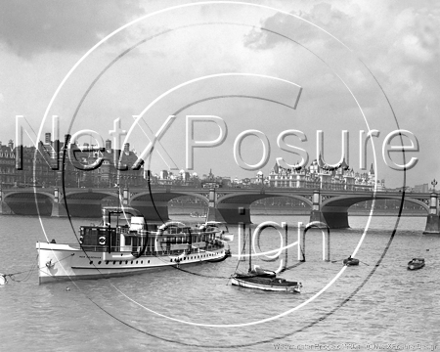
431 179 437 192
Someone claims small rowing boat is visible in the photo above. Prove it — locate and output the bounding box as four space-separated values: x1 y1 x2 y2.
343 256 360 266
407 258 425 271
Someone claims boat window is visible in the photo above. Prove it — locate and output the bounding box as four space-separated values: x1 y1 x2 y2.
89 261 93 264
141 261 143 264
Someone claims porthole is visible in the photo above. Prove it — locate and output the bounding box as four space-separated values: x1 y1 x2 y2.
89 261 93 265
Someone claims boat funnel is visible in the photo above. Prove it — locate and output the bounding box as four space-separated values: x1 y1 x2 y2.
130 216 146 231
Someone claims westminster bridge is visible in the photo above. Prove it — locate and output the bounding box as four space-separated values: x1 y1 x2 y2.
1 185 439 233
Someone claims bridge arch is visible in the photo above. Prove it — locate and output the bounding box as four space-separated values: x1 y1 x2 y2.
130 191 209 204
60 190 119 217
130 191 209 222
320 194 429 228
63 189 119 199
3 191 55 216
216 192 313 224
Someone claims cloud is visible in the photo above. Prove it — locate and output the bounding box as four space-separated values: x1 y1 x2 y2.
0 0 145 57
244 2 353 50
238 1 440 186
0 1 438 186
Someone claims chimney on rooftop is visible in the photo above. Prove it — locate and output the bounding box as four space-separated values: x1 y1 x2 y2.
8 140 13 149
124 143 129 153
45 133 51 144
106 139 111 151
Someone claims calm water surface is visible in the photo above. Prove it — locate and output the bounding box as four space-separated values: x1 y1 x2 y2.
0 214 439 351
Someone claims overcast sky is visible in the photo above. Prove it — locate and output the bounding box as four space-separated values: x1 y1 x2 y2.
0 0 438 188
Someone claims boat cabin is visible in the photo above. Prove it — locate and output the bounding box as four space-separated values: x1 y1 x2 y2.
78 207 223 255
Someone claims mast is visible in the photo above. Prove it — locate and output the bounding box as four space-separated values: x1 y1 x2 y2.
248 224 252 272
116 183 121 228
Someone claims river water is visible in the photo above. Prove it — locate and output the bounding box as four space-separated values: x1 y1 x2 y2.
0 214 439 351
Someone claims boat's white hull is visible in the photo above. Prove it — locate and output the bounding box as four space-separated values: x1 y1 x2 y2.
36 242 227 284
230 277 301 293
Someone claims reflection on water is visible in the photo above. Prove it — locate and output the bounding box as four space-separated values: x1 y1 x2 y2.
0 214 439 351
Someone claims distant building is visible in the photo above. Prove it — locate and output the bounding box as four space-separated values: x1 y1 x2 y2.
0 140 19 186
413 183 429 193
0 135 145 189
255 159 385 191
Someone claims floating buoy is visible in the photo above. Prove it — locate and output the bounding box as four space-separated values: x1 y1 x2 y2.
66 287 70 291
0 274 7 285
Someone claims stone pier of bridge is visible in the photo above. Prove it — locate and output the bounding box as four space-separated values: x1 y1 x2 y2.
423 192 440 234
